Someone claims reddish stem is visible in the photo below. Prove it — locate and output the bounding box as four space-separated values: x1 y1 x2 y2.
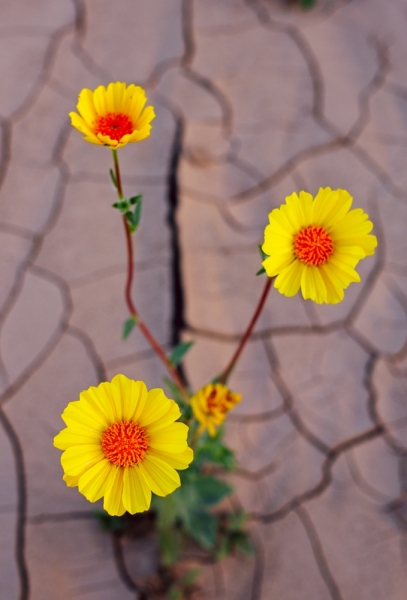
112 150 189 397
219 277 273 385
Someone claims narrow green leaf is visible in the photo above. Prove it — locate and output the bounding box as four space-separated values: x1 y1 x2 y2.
169 340 195 366
158 527 183 566
235 534 255 556
109 168 117 189
124 211 136 233
194 475 233 506
227 512 247 530
92 510 124 532
163 378 188 405
181 568 200 587
301 0 316 8
122 316 137 339
258 244 267 261
132 196 142 229
128 194 142 206
112 199 130 212
256 266 266 276
186 510 217 550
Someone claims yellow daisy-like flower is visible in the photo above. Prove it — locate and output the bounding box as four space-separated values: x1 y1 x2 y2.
262 187 378 304
191 383 241 437
69 82 155 149
54 375 193 516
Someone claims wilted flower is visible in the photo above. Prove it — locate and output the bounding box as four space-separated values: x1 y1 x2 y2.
262 187 377 304
69 82 155 149
54 375 193 516
191 383 241 437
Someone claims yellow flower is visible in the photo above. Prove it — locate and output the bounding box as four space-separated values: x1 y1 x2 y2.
262 187 377 304
54 375 193 516
191 384 241 437
69 82 155 149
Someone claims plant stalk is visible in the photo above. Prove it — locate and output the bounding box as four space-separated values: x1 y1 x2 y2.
219 277 273 385
112 149 189 398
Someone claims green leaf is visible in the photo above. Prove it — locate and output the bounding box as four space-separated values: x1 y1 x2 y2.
163 378 190 413
227 512 247 531
109 168 117 189
128 194 142 206
256 244 267 276
154 492 179 528
92 510 125 532
122 316 137 339
235 532 254 556
194 433 237 471
167 588 183 600
186 509 217 550
158 526 183 566
181 568 200 587
301 0 316 8
132 196 142 229
169 340 195 366
112 199 130 211
194 475 233 506
258 244 267 260
214 538 231 560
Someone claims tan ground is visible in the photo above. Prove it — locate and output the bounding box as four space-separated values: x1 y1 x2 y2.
1 0 407 598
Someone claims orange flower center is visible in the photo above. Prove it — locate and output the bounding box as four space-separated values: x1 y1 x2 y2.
101 421 149 467
294 225 334 267
94 113 134 142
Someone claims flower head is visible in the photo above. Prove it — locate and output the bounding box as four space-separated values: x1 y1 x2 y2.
262 188 377 304
69 82 155 149
191 383 241 437
54 375 193 516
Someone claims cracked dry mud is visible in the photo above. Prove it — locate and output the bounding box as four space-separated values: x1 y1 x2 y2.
1 0 407 598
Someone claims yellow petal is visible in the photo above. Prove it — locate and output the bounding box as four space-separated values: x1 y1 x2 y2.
262 252 294 278
147 447 194 470
319 265 345 304
322 261 359 289
93 85 109 115
110 375 148 422
148 422 188 452
108 82 126 113
103 467 126 516
128 86 147 121
122 465 151 513
332 245 365 266
53 426 101 450
78 459 113 502
300 266 327 304
138 455 180 497
62 397 109 430
96 133 119 148
274 260 303 297
80 385 117 425
262 222 293 257
61 444 104 476
127 126 152 143
76 88 97 124
319 189 353 229
143 401 181 434
138 388 173 428
285 190 313 228
268 206 299 236
63 473 80 487
329 256 360 287
134 105 155 129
